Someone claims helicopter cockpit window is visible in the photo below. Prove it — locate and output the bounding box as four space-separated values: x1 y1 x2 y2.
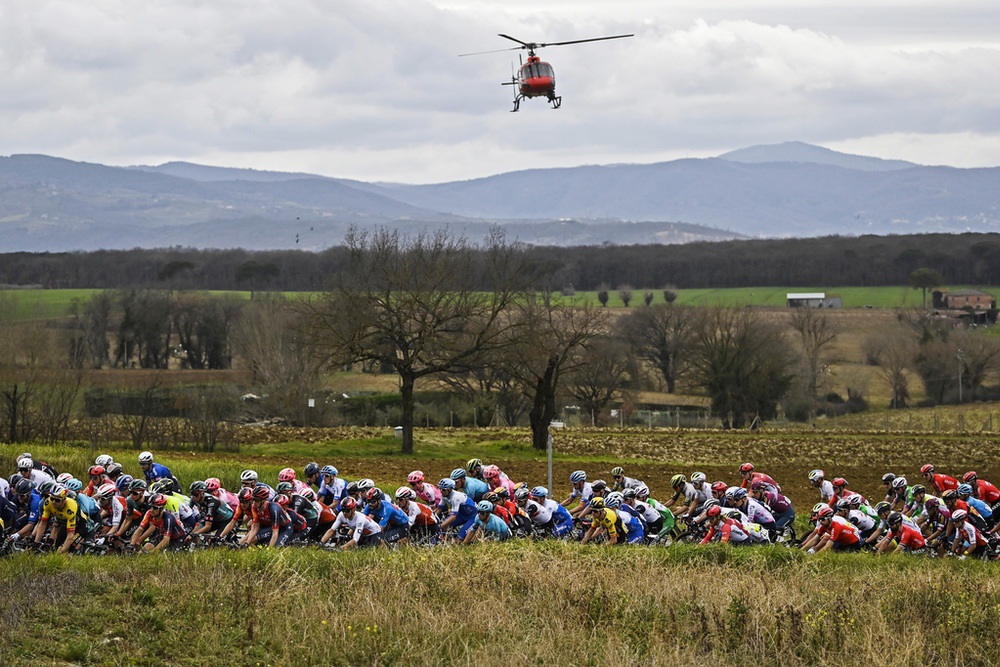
525 62 554 79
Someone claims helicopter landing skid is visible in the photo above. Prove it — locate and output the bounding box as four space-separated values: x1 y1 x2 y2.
549 95 562 109
511 95 522 112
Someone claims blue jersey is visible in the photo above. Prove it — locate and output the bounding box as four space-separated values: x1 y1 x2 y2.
144 463 174 484
474 513 511 539
366 501 409 529
74 493 102 531
620 503 648 531
968 496 993 520
25 490 43 525
462 477 490 502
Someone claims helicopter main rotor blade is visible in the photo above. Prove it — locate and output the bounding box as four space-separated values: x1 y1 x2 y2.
498 34 533 48
538 34 634 48
458 45 524 57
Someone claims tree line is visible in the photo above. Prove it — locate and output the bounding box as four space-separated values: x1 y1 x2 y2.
5 232 1000 291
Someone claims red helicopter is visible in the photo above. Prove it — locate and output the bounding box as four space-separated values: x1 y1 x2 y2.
460 33 633 112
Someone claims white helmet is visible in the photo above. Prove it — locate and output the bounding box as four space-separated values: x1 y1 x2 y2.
95 454 114 468
357 478 375 492
17 457 34 470
138 451 154 464
240 469 259 483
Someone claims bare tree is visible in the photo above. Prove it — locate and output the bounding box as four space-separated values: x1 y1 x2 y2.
618 285 634 308
789 307 838 399
565 336 632 424
865 326 916 409
619 304 695 393
643 291 654 307
300 227 528 454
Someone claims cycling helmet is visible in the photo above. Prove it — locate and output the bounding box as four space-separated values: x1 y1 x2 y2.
592 480 608 492
605 492 624 509
89 465 105 477
304 462 320 477
275 494 290 507
670 474 687 488
93 454 113 467
590 497 605 510
881 473 896 484
189 480 208 494
942 490 959 501
963 471 978 483
958 483 973 496
150 479 173 495
438 478 456 491
739 463 755 474
450 468 467 480
912 484 926 495
952 509 968 521
836 498 852 511
13 477 33 495
622 488 636 500
252 486 270 500
816 506 834 518
703 499 720 509
56 473 73 484
570 470 587 483
278 468 296 482
149 493 168 507
395 486 415 501
105 463 123 477
16 457 33 470
807 469 824 482
530 486 548 499
66 478 83 492
812 502 828 514
483 491 500 503
483 465 501 480
611 466 625 477
887 511 903 526
711 481 728 494
848 494 863 508
494 487 510 500
727 487 748 502
750 480 766 491
707 506 721 518
117 475 134 491
407 470 425 484
477 500 494 513
38 480 56 496
466 458 484 473
366 488 383 502
832 477 848 488
129 479 148 492
237 487 254 502
892 476 908 490
95 482 117 500
240 469 258 483
321 465 338 477
205 478 221 492
50 484 69 500
357 478 376 492
513 486 530 501
138 451 154 464
925 497 940 509
275 482 294 495
635 484 650 499
340 497 358 511
691 472 707 484
920 464 935 475
346 482 359 495
874 501 891 514
300 488 316 501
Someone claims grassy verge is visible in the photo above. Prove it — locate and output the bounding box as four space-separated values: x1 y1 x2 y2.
1 544 997 667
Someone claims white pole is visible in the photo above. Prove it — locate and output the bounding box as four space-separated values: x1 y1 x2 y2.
547 431 553 493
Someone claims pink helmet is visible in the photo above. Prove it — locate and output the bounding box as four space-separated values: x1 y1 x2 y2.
278 467 296 482
205 478 221 492
408 470 425 484
483 465 501 480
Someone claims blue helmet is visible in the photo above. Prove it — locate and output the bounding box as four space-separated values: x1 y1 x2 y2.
476 500 494 513
570 470 587 483
66 478 83 492
116 474 134 491
958 483 974 496
321 465 338 476
450 468 467 480
438 478 456 491
530 486 549 499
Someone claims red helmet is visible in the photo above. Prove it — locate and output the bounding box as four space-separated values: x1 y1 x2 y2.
483 465 501 480
920 464 934 475
817 506 834 518
278 467 296 482
832 477 848 488
340 497 358 511
275 494 290 507
149 493 168 507
407 470 425 484
96 482 118 499
89 465 105 477
252 486 270 500
739 463 754 474
238 487 254 502
205 478 221 492
706 506 721 517
711 481 728 493
366 488 383 502
963 471 978 483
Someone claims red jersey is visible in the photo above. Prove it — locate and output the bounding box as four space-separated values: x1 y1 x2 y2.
821 516 860 545
929 474 958 495
411 501 438 527
890 524 926 549
741 472 780 491
976 479 1000 504
316 502 337 524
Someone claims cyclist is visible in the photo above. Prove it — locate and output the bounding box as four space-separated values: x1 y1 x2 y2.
808 469 834 504
149 479 199 531
689 473 714 506
466 458 486 481
738 463 781 493
605 492 644 544
728 487 777 540
322 497 383 550
83 465 111 497
482 465 516 497
394 486 439 542
562 470 593 518
536 486 575 537
277 467 311 495
581 497 626 545
835 498 877 542
465 501 511 544
364 488 410 546
246 486 294 548
116 479 149 540
888 476 910 511
635 485 675 540
219 487 256 544
810 506 862 553
67 479 103 532
138 451 179 491
904 485 938 522
16 457 54 488
34 484 85 554
190 481 235 538
664 474 699 519
950 509 988 558
238 469 274 500
93 482 126 536
963 471 1000 511
131 493 188 553
451 468 489 503
830 478 865 507
205 478 239 512
957 484 994 529
317 466 347 509
407 471 442 507
7 477 43 542
610 466 643 492
438 478 479 541
701 506 764 546
274 482 321 537
750 481 796 538
919 464 958 495
880 473 897 501
303 462 322 490
886 511 927 555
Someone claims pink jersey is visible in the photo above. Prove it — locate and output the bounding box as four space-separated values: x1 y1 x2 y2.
414 482 442 506
215 488 240 511
489 476 517 498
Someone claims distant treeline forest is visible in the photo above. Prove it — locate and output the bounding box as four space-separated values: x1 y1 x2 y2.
4 232 1000 290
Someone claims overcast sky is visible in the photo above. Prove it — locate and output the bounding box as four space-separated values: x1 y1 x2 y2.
2 0 999 183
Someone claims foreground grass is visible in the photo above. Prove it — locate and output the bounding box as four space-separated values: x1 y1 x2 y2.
1 544 997 667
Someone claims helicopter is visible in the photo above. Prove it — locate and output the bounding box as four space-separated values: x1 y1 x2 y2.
460 33 633 112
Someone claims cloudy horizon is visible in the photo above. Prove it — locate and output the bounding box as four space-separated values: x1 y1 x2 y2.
2 0 999 183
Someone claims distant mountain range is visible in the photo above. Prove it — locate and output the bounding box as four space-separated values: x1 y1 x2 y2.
1 141 998 251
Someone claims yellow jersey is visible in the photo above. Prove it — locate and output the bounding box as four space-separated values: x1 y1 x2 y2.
42 497 79 532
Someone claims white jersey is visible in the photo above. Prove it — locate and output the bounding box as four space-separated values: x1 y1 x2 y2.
444 490 471 515
26 469 55 487
819 480 835 503
524 499 552 525
569 482 593 504
402 499 420 526
634 501 662 524
690 483 713 505
331 511 381 542
0 476 9 500
847 509 876 532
